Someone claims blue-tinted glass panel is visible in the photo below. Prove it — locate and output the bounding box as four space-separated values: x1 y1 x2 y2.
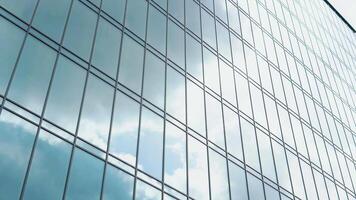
138 107 164 180
135 179 161 200
166 66 186 123
33 0 71 41
265 184 280 200
65 148 104 200
186 0 201 36
220 61 236 106
272 140 292 192
256 129 276 182
143 52 165 108
92 18 121 77
24 130 71 200
147 5 166 54
45 55 85 133
209 150 229 200
229 162 248 200
167 20 184 68
214 0 227 23
125 0 147 39
187 81 205 136
103 164 134 200
188 136 210 200
1 0 36 22
203 47 220 94
0 111 36 200
202 9 216 49
63 0 97 60
118 35 144 94
247 173 265 200
8 36 56 114
110 91 140 166
0 18 24 95
224 106 243 160
217 22 231 61
164 122 186 193
241 117 260 171
168 0 183 22
78 75 113 150
186 34 203 81
206 94 225 148
102 0 125 23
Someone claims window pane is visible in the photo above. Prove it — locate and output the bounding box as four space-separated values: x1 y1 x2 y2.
125 0 147 38
164 122 186 193
92 18 121 78
230 35 245 71
78 75 113 150
0 18 25 95
0 111 36 199
224 106 243 160
138 107 164 180
188 136 209 200
187 81 205 136
64 1 97 60
186 34 203 81
203 47 220 94
220 61 236 106
186 0 201 36
247 173 265 200
118 35 144 94
24 131 71 200
45 55 86 133
256 129 276 181
217 22 231 61
102 0 125 23
286 151 305 199
8 36 56 114
110 91 140 166
143 52 165 108
103 164 134 200
147 5 166 54
229 162 248 200
209 150 229 200
135 179 161 199
206 94 225 148
227 2 240 34
1 0 36 22
33 0 71 41
168 0 184 22
166 66 185 123
272 140 292 191
66 149 104 200
241 118 260 171
214 0 227 23
202 9 216 49
265 184 280 200
235 73 252 117
250 84 267 127
168 20 184 68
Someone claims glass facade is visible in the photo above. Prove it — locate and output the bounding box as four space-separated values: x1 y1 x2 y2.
0 0 355 199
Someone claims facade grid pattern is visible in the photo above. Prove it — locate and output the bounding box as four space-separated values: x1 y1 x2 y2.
0 0 355 199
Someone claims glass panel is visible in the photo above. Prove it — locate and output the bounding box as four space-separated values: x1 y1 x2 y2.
65 148 104 200
24 130 71 200
143 51 165 108
0 111 36 200
286 150 305 199
235 73 252 117
102 0 125 23
224 106 243 160
250 84 267 127
1 0 37 22
167 20 184 68
265 184 280 200
217 22 231 61
168 0 184 22
186 34 203 81
164 122 186 193
227 1 240 34
206 94 225 148
92 17 121 78
230 35 245 72
202 9 216 49
103 164 134 200
110 91 140 166
245 45 259 83
166 66 185 123
8 36 56 114
229 162 248 200
247 173 265 200
188 136 209 200
135 179 162 200
256 129 276 181
78 75 113 150
118 35 144 94
187 81 205 136
201 0 213 11
0 18 25 95
241 117 260 171
147 5 166 54
203 47 220 94
33 0 71 41
186 0 201 36
209 150 229 200
240 13 253 45
138 107 164 180
214 0 227 23
45 55 86 133
63 0 97 60
272 140 292 191
220 61 236 106
300 160 317 200
125 0 147 38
